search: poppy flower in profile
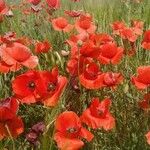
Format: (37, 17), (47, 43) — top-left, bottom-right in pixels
(0, 0), (9, 15)
(145, 131), (150, 145)
(64, 10), (81, 18)
(132, 66), (150, 90)
(46, 0), (60, 9)
(132, 20), (143, 36)
(54, 111), (94, 150)
(81, 98), (115, 130)
(139, 93), (150, 110)
(142, 30), (150, 50)
(12, 70), (40, 104)
(98, 43), (124, 65)
(75, 14), (96, 34)
(34, 40), (51, 54)
(0, 97), (24, 140)
(0, 42), (38, 70)
(28, 0), (41, 5)
(51, 17), (73, 32)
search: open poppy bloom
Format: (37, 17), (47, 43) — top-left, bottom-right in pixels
(12, 68), (67, 106)
(142, 30), (150, 50)
(12, 70), (40, 104)
(98, 43), (124, 65)
(139, 93), (150, 110)
(0, 0), (9, 15)
(28, 0), (41, 5)
(75, 14), (96, 34)
(34, 40), (51, 54)
(0, 97), (24, 140)
(51, 17), (73, 32)
(81, 98), (115, 130)
(79, 61), (104, 89)
(0, 42), (38, 71)
(37, 68), (68, 107)
(54, 111), (94, 150)
(132, 66), (150, 90)
(146, 131), (150, 145)
(46, 0), (60, 9)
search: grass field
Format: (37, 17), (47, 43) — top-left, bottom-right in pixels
(1, 0), (150, 149)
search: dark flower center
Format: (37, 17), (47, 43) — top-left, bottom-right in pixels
(28, 81), (36, 90)
(47, 83), (56, 92)
(67, 127), (78, 133)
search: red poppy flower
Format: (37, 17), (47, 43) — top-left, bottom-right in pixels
(51, 17), (73, 32)
(54, 111), (94, 150)
(75, 14), (96, 34)
(138, 93), (150, 110)
(79, 61), (104, 89)
(132, 66), (150, 90)
(37, 68), (68, 107)
(102, 72), (123, 89)
(34, 40), (51, 54)
(111, 21), (126, 35)
(98, 43), (124, 65)
(46, 0), (60, 9)
(0, 0), (9, 15)
(64, 10), (81, 18)
(132, 20), (143, 36)
(12, 71), (40, 104)
(0, 97), (24, 140)
(142, 30), (150, 50)
(81, 98), (115, 130)
(0, 42), (38, 70)
(146, 131), (150, 145)
(28, 0), (41, 5)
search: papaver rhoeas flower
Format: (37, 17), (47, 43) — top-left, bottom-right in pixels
(132, 66), (150, 90)
(34, 40), (51, 54)
(142, 30), (150, 50)
(51, 17), (73, 32)
(0, 0), (9, 15)
(28, 0), (41, 5)
(75, 14), (96, 34)
(138, 93), (150, 110)
(111, 21), (126, 35)
(79, 61), (104, 89)
(146, 131), (150, 145)
(46, 0), (60, 9)
(98, 43), (124, 65)
(12, 70), (40, 104)
(37, 68), (68, 107)
(54, 111), (94, 150)
(0, 97), (24, 140)
(81, 98), (115, 130)
(0, 42), (38, 71)
(102, 72), (123, 89)
(12, 68), (67, 106)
